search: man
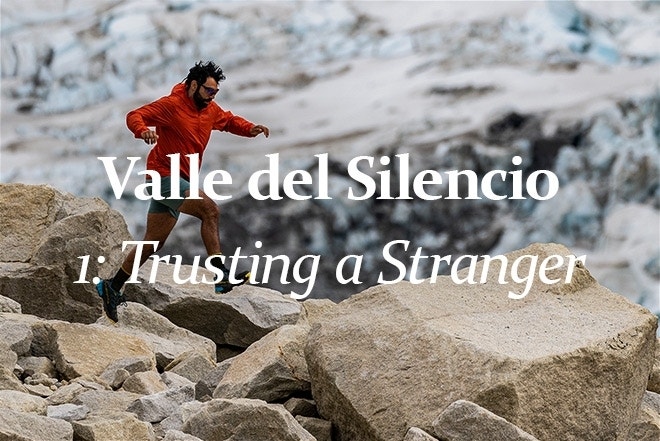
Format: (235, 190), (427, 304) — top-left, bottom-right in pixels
(96, 61), (269, 322)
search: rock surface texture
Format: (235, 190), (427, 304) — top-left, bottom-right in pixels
(0, 184), (658, 441)
(305, 243), (658, 441)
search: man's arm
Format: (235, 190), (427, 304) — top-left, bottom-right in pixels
(126, 97), (175, 144)
(249, 124), (269, 138)
(215, 109), (269, 138)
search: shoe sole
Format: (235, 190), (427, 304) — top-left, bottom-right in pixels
(216, 271), (251, 294)
(96, 280), (119, 323)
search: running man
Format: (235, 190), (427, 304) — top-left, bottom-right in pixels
(97, 61), (269, 322)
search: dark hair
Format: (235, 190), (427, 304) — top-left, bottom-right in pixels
(184, 61), (226, 86)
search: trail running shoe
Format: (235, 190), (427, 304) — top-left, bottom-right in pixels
(96, 279), (126, 322)
(215, 271), (251, 294)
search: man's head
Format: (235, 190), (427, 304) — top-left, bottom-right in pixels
(185, 61), (226, 109)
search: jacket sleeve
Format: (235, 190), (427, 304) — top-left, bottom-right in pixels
(214, 109), (255, 137)
(126, 96), (177, 139)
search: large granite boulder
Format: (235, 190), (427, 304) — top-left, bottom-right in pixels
(181, 398), (315, 441)
(33, 321), (156, 381)
(213, 324), (311, 402)
(305, 243), (658, 441)
(0, 183), (132, 323)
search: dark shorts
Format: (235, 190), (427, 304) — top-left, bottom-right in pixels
(146, 176), (191, 219)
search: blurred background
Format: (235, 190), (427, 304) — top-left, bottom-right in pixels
(1, 0), (658, 316)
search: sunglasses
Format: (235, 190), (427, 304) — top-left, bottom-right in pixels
(201, 84), (219, 96)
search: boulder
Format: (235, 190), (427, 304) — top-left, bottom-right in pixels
(0, 312), (39, 357)
(99, 356), (155, 390)
(121, 371), (168, 395)
(165, 351), (216, 384)
(0, 183), (132, 323)
(0, 342), (17, 371)
(158, 401), (205, 434)
(648, 338), (660, 394)
(295, 415), (333, 441)
(627, 392), (660, 441)
(213, 324), (310, 402)
(181, 398), (315, 441)
(127, 384), (196, 423)
(34, 321), (155, 380)
(46, 383), (88, 406)
(403, 428), (437, 441)
(162, 430), (204, 441)
(46, 403), (90, 422)
(0, 295), (21, 313)
(17, 356), (57, 378)
(284, 397), (319, 418)
(71, 413), (156, 441)
(195, 358), (233, 401)
(74, 389), (143, 416)
(105, 301), (217, 370)
(305, 243), (658, 441)
(0, 365), (28, 393)
(123, 260), (301, 347)
(0, 408), (73, 441)
(0, 390), (48, 415)
(432, 400), (540, 441)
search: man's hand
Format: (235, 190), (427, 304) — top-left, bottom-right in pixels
(250, 125), (270, 138)
(141, 130), (158, 145)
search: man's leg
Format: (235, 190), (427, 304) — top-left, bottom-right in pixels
(98, 212), (177, 322)
(178, 190), (221, 255)
(120, 212), (178, 278)
(177, 190), (250, 293)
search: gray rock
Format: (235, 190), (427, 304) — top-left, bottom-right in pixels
(626, 392), (660, 441)
(305, 243), (658, 441)
(295, 415), (332, 441)
(284, 397), (319, 418)
(182, 398), (315, 441)
(648, 338), (660, 393)
(161, 372), (196, 390)
(0, 365), (29, 393)
(71, 412), (156, 441)
(159, 401), (205, 433)
(404, 427), (438, 441)
(296, 298), (336, 326)
(195, 358), (234, 401)
(17, 356), (57, 379)
(46, 383), (88, 406)
(165, 351), (216, 384)
(46, 403), (89, 422)
(74, 389), (142, 416)
(124, 260), (301, 348)
(0, 408), (73, 441)
(0, 295), (21, 313)
(23, 383), (54, 398)
(121, 370), (168, 395)
(99, 355), (160, 388)
(433, 400), (540, 441)
(33, 321), (155, 380)
(0, 390), (48, 415)
(0, 341), (17, 371)
(104, 301), (216, 370)
(127, 384), (196, 423)
(0, 183), (132, 323)
(0, 313), (37, 356)
(213, 324), (310, 402)
(163, 430), (204, 441)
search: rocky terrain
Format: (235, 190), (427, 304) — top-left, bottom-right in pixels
(1, 0), (659, 311)
(0, 184), (659, 440)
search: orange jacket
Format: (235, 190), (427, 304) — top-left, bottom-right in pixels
(126, 83), (255, 179)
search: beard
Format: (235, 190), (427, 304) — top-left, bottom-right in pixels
(193, 89), (212, 110)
